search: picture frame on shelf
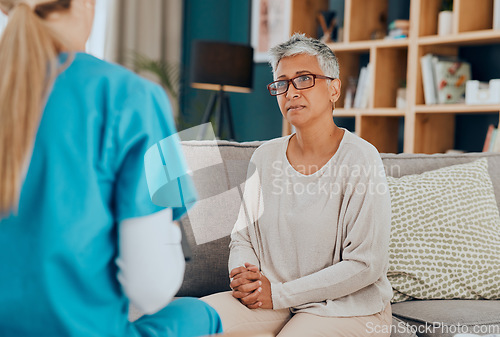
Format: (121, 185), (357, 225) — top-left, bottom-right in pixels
(251, 0), (291, 63)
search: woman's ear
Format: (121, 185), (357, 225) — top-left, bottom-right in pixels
(330, 78), (341, 103)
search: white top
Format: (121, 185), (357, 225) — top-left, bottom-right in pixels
(117, 208), (185, 315)
(229, 130), (393, 317)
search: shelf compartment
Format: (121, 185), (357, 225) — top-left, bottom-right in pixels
(333, 116), (356, 133)
(456, 0), (494, 33)
(454, 113), (499, 152)
(414, 110), (500, 153)
(359, 116), (403, 153)
(373, 46), (408, 108)
(418, 29), (500, 46)
(417, 0), (443, 37)
(335, 50), (371, 108)
(414, 113), (456, 153)
(346, 0), (388, 42)
(415, 104), (500, 113)
(290, 0), (329, 38)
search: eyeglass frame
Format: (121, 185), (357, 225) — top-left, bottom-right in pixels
(267, 73), (336, 96)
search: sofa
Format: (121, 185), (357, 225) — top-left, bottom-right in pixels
(132, 139), (500, 337)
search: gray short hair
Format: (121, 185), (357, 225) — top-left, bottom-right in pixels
(269, 33), (339, 79)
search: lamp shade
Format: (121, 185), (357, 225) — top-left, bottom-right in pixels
(190, 40), (254, 93)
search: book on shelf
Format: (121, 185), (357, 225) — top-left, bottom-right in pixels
(434, 57), (471, 104)
(420, 54), (438, 105)
(353, 66), (367, 109)
(344, 77), (357, 109)
(483, 125), (500, 152)
(492, 129), (500, 152)
(420, 54), (472, 104)
(360, 63), (372, 109)
(483, 124), (495, 152)
(353, 63), (371, 109)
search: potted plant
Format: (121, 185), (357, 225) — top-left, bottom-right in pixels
(438, 0), (454, 35)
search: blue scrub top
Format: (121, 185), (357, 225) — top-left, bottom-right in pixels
(0, 53), (195, 337)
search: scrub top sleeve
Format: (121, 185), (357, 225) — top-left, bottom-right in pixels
(113, 82), (197, 223)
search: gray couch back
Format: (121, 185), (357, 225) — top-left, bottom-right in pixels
(177, 140), (500, 297)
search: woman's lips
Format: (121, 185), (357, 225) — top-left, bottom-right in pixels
(287, 105), (305, 112)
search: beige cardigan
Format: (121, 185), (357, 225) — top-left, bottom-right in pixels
(229, 130), (393, 317)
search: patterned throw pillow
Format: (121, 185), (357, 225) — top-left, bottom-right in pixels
(386, 158), (500, 303)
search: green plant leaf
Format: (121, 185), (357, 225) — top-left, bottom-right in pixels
(130, 52), (180, 100)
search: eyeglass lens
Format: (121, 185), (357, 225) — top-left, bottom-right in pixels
(269, 75), (315, 95)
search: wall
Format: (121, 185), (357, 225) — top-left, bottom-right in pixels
(181, 0), (282, 141)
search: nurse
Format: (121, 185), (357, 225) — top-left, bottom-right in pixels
(0, 1), (222, 336)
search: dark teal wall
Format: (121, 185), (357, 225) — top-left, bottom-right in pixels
(181, 0), (282, 141)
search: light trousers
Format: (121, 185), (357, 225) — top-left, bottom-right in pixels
(202, 291), (392, 337)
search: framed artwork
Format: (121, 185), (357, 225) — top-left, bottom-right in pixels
(251, 0), (291, 63)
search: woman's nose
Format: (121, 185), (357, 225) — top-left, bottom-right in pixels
(286, 84), (300, 99)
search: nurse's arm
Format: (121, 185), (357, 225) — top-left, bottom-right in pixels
(116, 208), (185, 315)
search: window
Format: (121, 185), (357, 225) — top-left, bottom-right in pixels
(0, 12), (7, 36)
(0, 2), (109, 59)
(86, 0), (110, 59)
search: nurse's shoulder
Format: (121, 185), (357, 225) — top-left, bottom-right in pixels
(59, 52), (163, 99)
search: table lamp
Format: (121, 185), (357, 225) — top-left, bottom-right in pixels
(190, 40), (254, 140)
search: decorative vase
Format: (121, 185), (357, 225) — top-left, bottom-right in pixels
(438, 10), (453, 35)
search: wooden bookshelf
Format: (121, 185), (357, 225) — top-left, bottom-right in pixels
(282, 0), (500, 153)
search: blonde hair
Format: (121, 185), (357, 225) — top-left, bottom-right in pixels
(0, 0), (70, 215)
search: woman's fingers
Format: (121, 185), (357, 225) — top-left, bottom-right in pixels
(231, 290), (251, 299)
(229, 266), (247, 278)
(245, 301), (263, 309)
(231, 279), (262, 293)
(239, 287), (262, 306)
(244, 263), (259, 272)
(231, 270), (261, 281)
(230, 276), (251, 289)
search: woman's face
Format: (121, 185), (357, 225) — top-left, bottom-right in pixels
(274, 54), (340, 129)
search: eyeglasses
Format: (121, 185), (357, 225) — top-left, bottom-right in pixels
(267, 74), (335, 96)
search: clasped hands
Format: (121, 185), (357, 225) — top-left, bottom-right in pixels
(229, 262), (273, 309)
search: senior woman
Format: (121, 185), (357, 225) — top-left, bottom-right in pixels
(203, 34), (393, 336)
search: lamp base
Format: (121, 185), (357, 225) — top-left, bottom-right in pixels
(197, 88), (235, 140)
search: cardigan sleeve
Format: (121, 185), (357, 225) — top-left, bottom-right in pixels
(228, 152), (263, 273)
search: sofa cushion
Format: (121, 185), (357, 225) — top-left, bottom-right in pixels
(380, 152), (500, 212)
(386, 158), (500, 302)
(177, 140), (263, 297)
(392, 300), (500, 337)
